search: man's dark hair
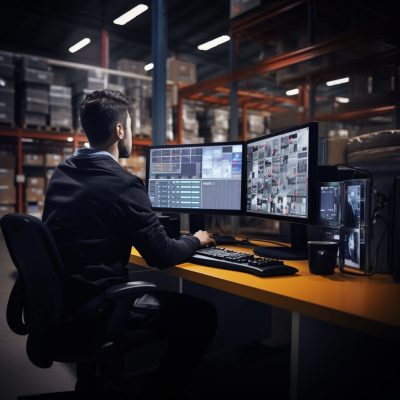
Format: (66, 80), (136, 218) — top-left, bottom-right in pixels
(80, 89), (131, 146)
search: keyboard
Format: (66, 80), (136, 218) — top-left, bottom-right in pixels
(189, 247), (299, 277)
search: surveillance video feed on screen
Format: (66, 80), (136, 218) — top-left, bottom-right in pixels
(148, 144), (243, 211)
(343, 182), (365, 269)
(246, 126), (310, 218)
(344, 228), (360, 269)
(319, 182), (341, 227)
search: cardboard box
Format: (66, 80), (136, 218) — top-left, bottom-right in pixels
(26, 187), (44, 202)
(26, 176), (45, 188)
(0, 154), (15, 168)
(45, 154), (62, 167)
(167, 58), (196, 85)
(0, 185), (16, 204)
(20, 55), (48, 70)
(23, 154), (44, 166)
(20, 68), (53, 85)
(0, 169), (15, 186)
(0, 109), (14, 124)
(115, 58), (146, 75)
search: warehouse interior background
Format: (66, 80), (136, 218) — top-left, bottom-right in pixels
(0, 0), (399, 398)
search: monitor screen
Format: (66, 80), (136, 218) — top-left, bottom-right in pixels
(319, 181), (342, 227)
(246, 122), (318, 223)
(343, 178), (371, 270)
(245, 122), (318, 260)
(146, 142), (244, 213)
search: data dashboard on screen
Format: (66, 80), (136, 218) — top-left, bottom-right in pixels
(246, 122), (317, 222)
(147, 142), (244, 213)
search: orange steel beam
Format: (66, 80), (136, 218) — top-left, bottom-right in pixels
(215, 86), (297, 105)
(280, 48), (400, 87)
(317, 105), (395, 122)
(231, 0), (306, 34)
(180, 26), (392, 99)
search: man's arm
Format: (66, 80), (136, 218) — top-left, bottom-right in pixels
(116, 177), (213, 268)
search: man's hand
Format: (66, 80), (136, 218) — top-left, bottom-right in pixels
(193, 230), (216, 247)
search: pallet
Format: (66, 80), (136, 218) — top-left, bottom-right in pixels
(46, 126), (74, 133)
(22, 124), (47, 131)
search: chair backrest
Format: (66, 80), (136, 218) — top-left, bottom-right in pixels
(0, 213), (67, 367)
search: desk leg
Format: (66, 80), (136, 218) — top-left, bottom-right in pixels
(290, 311), (300, 400)
(178, 277), (183, 294)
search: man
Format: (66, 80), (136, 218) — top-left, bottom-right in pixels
(42, 89), (217, 399)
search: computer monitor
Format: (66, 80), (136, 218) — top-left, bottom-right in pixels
(245, 121), (318, 259)
(146, 141), (244, 214)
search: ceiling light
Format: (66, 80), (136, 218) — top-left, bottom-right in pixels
(68, 38), (91, 53)
(286, 88), (299, 96)
(113, 4), (148, 25)
(197, 35), (230, 51)
(326, 77), (350, 86)
(67, 137), (74, 142)
(144, 63), (154, 71)
(335, 97), (350, 103)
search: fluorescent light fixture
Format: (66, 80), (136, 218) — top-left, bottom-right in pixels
(197, 35), (230, 51)
(335, 96), (350, 103)
(326, 77), (350, 86)
(113, 4), (148, 25)
(286, 88), (299, 96)
(67, 137), (74, 142)
(68, 38), (91, 53)
(144, 63), (154, 71)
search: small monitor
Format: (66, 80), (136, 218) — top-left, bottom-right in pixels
(318, 181), (342, 228)
(342, 178), (371, 270)
(246, 121), (318, 259)
(146, 141), (244, 214)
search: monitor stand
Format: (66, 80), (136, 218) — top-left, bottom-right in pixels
(189, 213), (205, 233)
(253, 223), (308, 260)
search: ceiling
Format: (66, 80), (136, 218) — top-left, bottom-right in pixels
(0, 0), (399, 97)
(0, 0), (233, 81)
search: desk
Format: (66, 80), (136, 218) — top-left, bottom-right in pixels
(129, 244), (400, 399)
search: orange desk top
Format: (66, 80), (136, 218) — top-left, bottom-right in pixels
(129, 244), (400, 342)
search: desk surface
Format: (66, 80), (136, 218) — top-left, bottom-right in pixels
(129, 244), (400, 342)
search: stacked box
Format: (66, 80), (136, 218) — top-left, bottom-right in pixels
(49, 85), (72, 129)
(115, 58), (147, 86)
(198, 108), (229, 142)
(16, 54), (53, 127)
(173, 103), (201, 143)
(167, 58), (196, 85)
(26, 174), (45, 218)
(0, 154), (16, 206)
(0, 50), (15, 125)
(247, 113), (265, 139)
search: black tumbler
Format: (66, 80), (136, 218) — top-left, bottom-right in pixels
(307, 241), (339, 275)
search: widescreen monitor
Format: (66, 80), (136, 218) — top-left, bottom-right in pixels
(146, 141), (244, 214)
(245, 121), (318, 259)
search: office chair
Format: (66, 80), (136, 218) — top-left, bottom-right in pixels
(0, 213), (160, 399)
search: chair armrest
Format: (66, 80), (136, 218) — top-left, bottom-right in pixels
(105, 281), (157, 300)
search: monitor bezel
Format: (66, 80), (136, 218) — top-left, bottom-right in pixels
(146, 140), (246, 215)
(244, 121), (319, 224)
